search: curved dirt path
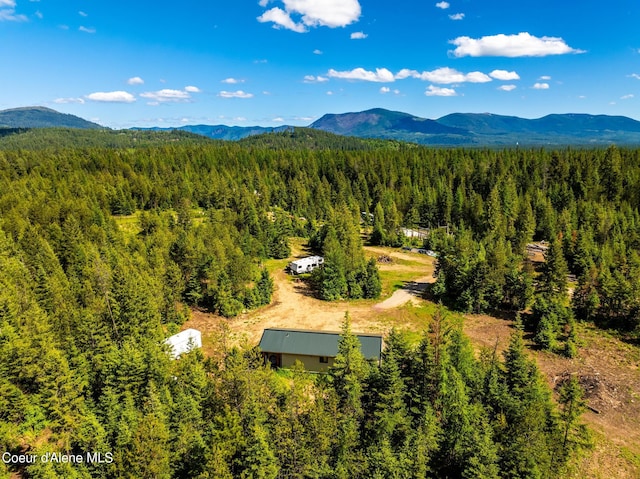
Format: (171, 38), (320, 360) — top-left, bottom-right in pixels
(373, 275), (435, 310)
(186, 246), (436, 346)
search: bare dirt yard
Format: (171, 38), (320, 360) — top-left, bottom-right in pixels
(185, 244), (437, 350)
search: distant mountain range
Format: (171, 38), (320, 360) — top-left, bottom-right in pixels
(134, 124), (291, 141)
(309, 108), (640, 145)
(4, 106), (640, 146)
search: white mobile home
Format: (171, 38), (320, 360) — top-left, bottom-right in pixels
(287, 255), (324, 274)
(164, 328), (202, 359)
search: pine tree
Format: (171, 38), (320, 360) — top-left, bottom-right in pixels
(319, 227), (348, 301)
(558, 375), (587, 452)
(330, 312), (369, 478)
(362, 258), (382, 299)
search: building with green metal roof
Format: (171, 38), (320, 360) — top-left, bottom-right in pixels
(258, 328), (383, 372)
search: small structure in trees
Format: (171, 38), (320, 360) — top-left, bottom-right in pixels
(400, 227), (429, 239)
(164, 328), (202, 359)
(287, 255), (324, 274)
(258, 328), (383, 372)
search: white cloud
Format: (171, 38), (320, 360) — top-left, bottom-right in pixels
(86, 91), (136, 103)
(449, 13), (464, 20)
(127, 76), (144, 85)
(621, 94), (634, 100)
(303, 75), (329, 83)
(328, 67), (395, 82)
(0, 2), (27, 22)
(79, 26), (96, 33)
(258, 0), (361, 32)
(425, 85), (457, 96)
(218, 90), (254, 98)
(257, 7), (306, 32)
(465, 71), (492, 83)
(34, 10), (41, 18)
(222, 78), (244, 84)
(140, 89), (191, 102)
(539, 75), (552, 80)
(490, 70), (520, 80)
(326, 91), (334, 95)
(350, 31), (367, 39)
(533, 82), (550, 89)
(79, 10), (87, 17)
(54, 97), (85, 104)
(380, 87), (390, 93)
(273, 117), (285, 122)
(313, 49), (323, 55)
(435, 1), (449, 9)
(498, 85), (517, 91)
(630, 73), (640, 80)
(396, 67), (491, 84)
(185, 85), (201, 93)
(450, 32), (584, 57)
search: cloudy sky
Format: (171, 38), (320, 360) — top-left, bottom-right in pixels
(1, 0), (639, 128)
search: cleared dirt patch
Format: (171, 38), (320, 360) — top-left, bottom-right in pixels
(461, 314), (640, 477)
(184, 245), (436, 347)
(373, 275), (435, 310)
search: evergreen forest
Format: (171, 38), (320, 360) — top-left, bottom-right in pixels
(1, 129), (638, 478)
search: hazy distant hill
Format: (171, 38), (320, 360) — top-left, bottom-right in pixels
(134, 124), (290, 141)
(0, 106), (104, 129)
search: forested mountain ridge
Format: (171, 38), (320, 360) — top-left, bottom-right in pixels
(133, 123), (290, 141)
(6, 106), (640, 145)
(312, 108), (640, 145)
(0, 126), (400, 151)
(0, 106), (104, 129)
(0, 127), (216, 150)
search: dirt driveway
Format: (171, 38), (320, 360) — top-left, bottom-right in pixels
(186, 245), (436, 345)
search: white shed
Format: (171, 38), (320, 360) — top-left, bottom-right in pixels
(164, 328), (202, 359)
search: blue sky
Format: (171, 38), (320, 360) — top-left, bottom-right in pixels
(1, 0), (639, 128)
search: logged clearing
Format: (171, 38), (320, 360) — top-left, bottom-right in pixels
(185, 244), (437, 349)
(184, 242), (640, 477)
(462, 313), (640, 478)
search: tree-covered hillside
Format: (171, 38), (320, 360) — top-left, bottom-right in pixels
(0, 127), (215, 150)
(0, 107), (104, 129)
(2, 139), (637, 477)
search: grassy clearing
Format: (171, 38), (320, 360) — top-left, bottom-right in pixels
(112, 208), (206, 235)
(112, 211), (140, 234)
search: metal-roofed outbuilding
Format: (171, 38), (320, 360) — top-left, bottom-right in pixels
(258, 328), (383, 372)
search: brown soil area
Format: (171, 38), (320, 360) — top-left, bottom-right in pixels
(185, 245), (436, 348)
(462, 313), (640, 477)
